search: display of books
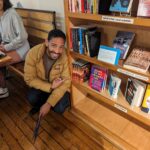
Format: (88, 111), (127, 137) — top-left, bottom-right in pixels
(113, 31), (135, 59)
(108, 74), (121, 99)
(125, 78), (146, 107)
(123, 47), (150, 72)
(137, 0), (150, 17)
(109, 0), (134, 13)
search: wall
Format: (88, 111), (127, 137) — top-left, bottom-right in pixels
(10, 0), (65, 31)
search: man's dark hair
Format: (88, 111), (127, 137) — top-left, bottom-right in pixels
(48, 29), (66, 42)
(3, 0), (12, 11)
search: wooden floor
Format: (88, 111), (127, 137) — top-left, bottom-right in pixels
(0, 76), (104, 150)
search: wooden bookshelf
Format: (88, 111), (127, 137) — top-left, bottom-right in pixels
(72, 81), (150, 127)
(64, 0), (150, 149)
(68, 12), (150, 27)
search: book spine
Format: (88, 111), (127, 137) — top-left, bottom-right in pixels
(141, 84), (150, 113)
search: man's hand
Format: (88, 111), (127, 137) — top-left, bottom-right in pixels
(39, 102), (51, 118)
(51, 77), (65, 89)
(0, 44), (6, 53)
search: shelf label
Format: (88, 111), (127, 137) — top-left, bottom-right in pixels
(114, 104), (127, 113)
(117, 68), (149, 81)
(102, 16), (134, 24)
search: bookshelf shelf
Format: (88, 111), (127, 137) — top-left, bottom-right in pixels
(72, 81), (150, 127)
(68, 12), (150, 27)
(70, 51), (150, 83)
(64, 0), (150, 149)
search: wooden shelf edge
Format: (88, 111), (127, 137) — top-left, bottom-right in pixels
(68, 12), (150, 27)
(69, 107), (136, 150)
(70, 51), (150, 83)
(72, 81), (150, 128)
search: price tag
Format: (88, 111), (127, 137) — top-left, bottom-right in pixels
(102, 16), (134, 24)
(117, 68), (149, 81)
(114, 104), (127, 113)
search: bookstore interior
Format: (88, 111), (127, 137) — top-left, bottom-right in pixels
(65, 0), (150, 149)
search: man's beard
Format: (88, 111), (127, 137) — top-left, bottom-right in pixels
(46, 49), (61, 60)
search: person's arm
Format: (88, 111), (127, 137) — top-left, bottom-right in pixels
(47, 56), (71, 107)
(4, 12), (28, 51)
(24, 48), (52, 93)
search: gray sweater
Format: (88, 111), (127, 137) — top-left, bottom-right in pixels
(0, 8), (30, 60)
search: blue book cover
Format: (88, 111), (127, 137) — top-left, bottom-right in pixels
(98, 45), (121, 65)
(109, 0), (133, 13)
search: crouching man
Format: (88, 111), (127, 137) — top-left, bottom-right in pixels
(24, 29), (71, 118)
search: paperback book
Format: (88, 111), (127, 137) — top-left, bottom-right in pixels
(123, 47), (150, 72)
(89, 65), (107, 92)
(109, 0), (134, 13)
(108, 74), (121, 99)
(125, 78), (146, 107)
(113, 31), (135, 59)
(137, 0), (150, 17)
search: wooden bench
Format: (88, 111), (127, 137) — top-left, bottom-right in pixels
(8, 8), (56, 78)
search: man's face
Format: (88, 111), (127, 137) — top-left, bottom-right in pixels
(0, 0), (3, 11)
(45, 37), (65, 60)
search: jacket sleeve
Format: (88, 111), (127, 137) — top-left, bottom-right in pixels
(24, 48), (52, 93)
(4, 12), (28, 51)
(47, 56), (71, 107)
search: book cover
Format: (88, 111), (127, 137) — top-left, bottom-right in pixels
(141, 84), (150, 113)
(98, 45), (121, 65)
(85, 30), (101, 57)
(125, 78), (146, 107)
(113, 31), (135, 59)
(109, 0), (133, 13)
(89, 65), (107, 92)
(98, 0), (112, 14)
(137, 0), (150, 17)
(123, 47), (150, 72)
(108, 74), (121, 99)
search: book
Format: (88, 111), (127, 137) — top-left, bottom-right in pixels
(141, 84), (150, 113)
(98, 45), (121, 65)
(89, 65), (107, 92)
(72, 59), (91, 83)
(85, 30), (101, 57)
(98, 0), (112, 14)
(108, 74), (121, 99)
(125, 78), (146, 107)
(123, 47), (150, 72)
(109, 0), (134, 13)
(137, 0), (150, 17)
(113, 31), (135, 59)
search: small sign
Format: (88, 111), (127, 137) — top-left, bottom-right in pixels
(117, 68), (149, 81)
(102, 16), (134, 24)
(114, 104), (127, 113)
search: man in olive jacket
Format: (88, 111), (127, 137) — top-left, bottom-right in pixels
(24, 29), (71, 117)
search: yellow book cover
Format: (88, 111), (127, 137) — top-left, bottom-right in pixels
(141, 84), (150, 113)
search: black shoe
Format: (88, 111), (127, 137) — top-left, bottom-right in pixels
(28, 107), (39, 116)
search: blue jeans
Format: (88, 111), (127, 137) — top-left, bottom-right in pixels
(27, 88), (70, 114)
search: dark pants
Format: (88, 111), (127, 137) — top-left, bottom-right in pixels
(27, 88), (70, 114)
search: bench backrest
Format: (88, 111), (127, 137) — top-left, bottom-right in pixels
(16, 8), (56, 47)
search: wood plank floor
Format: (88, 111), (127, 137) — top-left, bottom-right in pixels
(0, 76), (104, 150)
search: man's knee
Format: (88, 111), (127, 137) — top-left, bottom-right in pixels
(53, 92), (70, 114)
(27, 88), (41, 107)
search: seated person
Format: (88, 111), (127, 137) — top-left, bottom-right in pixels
(0, 0), (30, 98)
(24, 29), (71, 117)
